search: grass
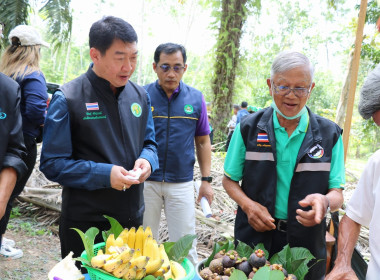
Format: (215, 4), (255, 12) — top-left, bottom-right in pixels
(345, 156), (368, 183)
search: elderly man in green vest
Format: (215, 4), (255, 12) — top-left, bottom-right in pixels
(223, 51), (345, 280)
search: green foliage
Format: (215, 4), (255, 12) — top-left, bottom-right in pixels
(102, 215), (124, 242)
(10, 206), (22, 218)
(205, 239), (235, 267)
(166, 234), (197, 263)
(71, 227), (99, 262)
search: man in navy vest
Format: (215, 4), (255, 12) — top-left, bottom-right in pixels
(223, 51), (345, 279)
(143, 43), (213, 264)
(40, 16), (158, 263)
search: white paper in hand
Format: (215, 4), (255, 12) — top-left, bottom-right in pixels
(126, 168), (142, 180)
(194, 181), (212, 218)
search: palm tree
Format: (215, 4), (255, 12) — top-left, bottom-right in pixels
(0, 0), (72, 53)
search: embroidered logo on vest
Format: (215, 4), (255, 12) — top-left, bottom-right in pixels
(184, 104), (193, 114)
(308, 144), (324, 159)
(0, 108), (6, 119)
(131, 103), (142, 117)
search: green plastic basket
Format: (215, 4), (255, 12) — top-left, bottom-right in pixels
(81, 242), (195, 280)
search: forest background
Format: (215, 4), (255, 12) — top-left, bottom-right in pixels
(1, 0), (380, 159)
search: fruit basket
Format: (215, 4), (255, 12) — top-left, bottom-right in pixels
(81, 242), (195, 280)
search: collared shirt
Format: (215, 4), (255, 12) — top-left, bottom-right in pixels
(40, 90), (158, 190)
(224, 110), (345, 219)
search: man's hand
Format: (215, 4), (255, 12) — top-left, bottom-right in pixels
(296, 193), (329, 226)
(133, 158), (151, 182)
(110, 165), (139, 191)
(325, 264), (359, 280)
(244, 201), (276, 232)
(197, 181), (214, 205)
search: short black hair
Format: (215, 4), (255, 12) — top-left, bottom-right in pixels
(154, 43), (187, 64)
(89, 16), (138, 55)
(241, 101), (248, 108)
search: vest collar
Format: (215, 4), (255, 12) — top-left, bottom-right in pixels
(85, 65), (125, 96)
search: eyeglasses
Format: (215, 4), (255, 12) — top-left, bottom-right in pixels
(271, 82), (311, 98)
(159, 64), (185, 73)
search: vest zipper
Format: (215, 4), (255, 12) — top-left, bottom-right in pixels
(162, 100), (171, 182)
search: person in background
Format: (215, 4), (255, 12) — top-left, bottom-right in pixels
(326, 64), (380, 280)
(0, 25), (48, 259)
(143, 43), (213, 265)
(39, 16), (158, 264)
(208, 114), (214, 145)
(223, 51), (345, 280)
(225, 104), (239, 151)
(236, 101), (249, 125)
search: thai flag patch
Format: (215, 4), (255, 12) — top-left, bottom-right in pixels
(86, 102), (99, 111)
(257, 133), (269, 143)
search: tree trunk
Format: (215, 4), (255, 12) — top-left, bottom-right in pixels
(335, 50), (354, 128)
(211, 0), (249, 141)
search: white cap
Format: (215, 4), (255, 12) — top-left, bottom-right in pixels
(8, 25), (49, 48)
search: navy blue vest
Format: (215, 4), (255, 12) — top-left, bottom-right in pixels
(237, 107), (342, 280)
(144, 80), (203, 182)
(59, 67), (149, 223)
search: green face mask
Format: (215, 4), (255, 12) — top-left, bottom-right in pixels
(270, 98), (307, 120)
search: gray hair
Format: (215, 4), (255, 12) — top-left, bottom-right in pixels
(270, 51), (315, 81)
(358, 64), (380, 119)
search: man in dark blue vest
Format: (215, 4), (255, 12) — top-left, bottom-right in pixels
(40, 16), (158, 262)
(223, 51), (345, 280)
(143, 43), (213, 265)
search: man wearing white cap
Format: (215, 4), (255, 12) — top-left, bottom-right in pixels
(0, 24), (49, 259)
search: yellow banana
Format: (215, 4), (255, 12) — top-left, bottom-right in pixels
(90, 254), (112, 268)
(123, 265), (137, 280)
(118, 228), (129, 245)
(127, 227), (136, 249)
(145, 259), (164, 275)
(134, 248), (142, 258)
(118, 247), (135, 263)
(135, 268), (147, 280)
(97, 249), (104, 256)
(115, 236), (124, 248)
(106, 234), (116, 254)
(135, 226), (144, 253)
(143, 235), (153, 258)
(170, 260), (187, 279)
(163, 269), (173, 280)
(143, 226), (153, 248)
(112, 262), (131, 278)
(158, 244), (171, 273)
(152, 268), (167, 277)
(151, 239), (160, 260)
(103, 258), (123, 273)
(130, 255), (150, 269)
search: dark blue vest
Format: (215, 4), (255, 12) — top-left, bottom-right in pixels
(144, 80), (203, 182)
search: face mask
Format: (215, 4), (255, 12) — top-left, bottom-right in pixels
(270, 96), (307, 120)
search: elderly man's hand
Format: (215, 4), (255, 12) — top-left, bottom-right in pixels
(296, 193), (329, 226)
(325, 264), (359, 280)
(245, 201), (276, 232)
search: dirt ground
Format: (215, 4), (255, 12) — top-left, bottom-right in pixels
(0, 217), (61, 280)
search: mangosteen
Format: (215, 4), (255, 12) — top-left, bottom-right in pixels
(223, 267), (235, 276)
(286, 274), (297, 280)
(222, 254), (236, 268)
(200, 267), (213, 280)
(221, 276), (229, 280)
(248, 249), (267, 269)
(270, 263), (288, 277)
(214, 249), (226, 259)
(209, 258), (224, 275)
(226, 249), (239, 258)
(236, 260), (252, 276)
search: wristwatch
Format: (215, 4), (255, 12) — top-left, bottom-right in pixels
(201, 176), (212, 183)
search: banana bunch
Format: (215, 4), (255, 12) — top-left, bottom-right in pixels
(90, 226), (187, 279)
